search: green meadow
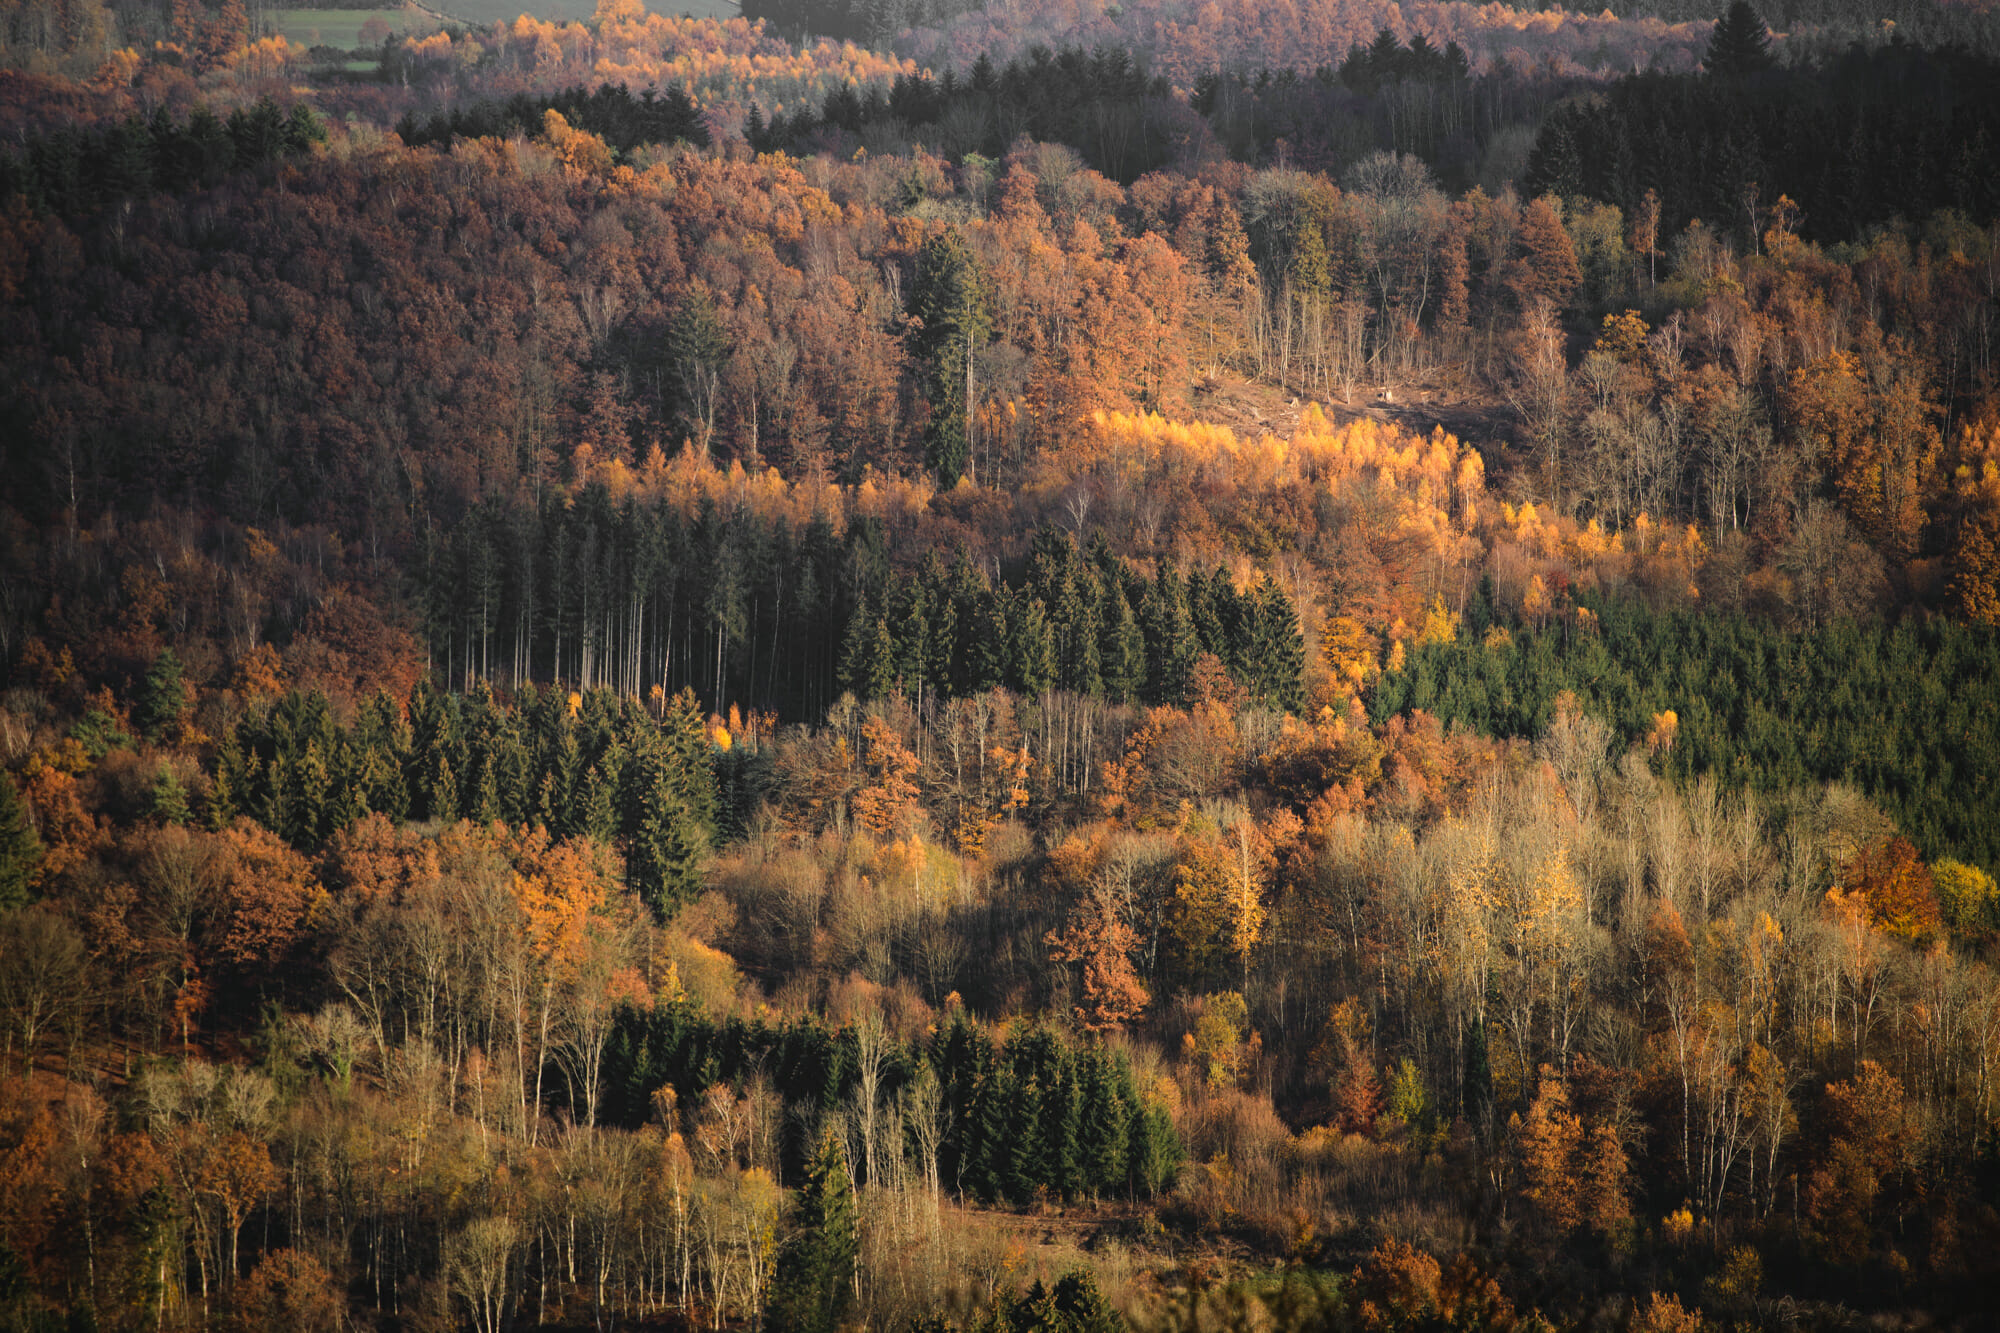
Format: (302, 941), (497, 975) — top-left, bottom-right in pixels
(272, 0), (740, 50)
(268, 8), (437, 50)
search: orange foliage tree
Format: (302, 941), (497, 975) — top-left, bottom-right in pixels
(1046, 882), (1149, 1033)
(1840, 836), (1941, 943)
(1806, 1060), (1915, 1265)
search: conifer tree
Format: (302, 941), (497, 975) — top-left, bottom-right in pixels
(1140, 565), (1198, 705)
(933, 1009), (992, 1194)
(840, 600), (897, 701)
(1705, 1), (1773, 78)
(1190, 566), (1242, 668)
(1129, 1099), (1181, 1196)
(621, 693), (713, 918)
(768, 1128), (860, 1333)
(1098, 579), (1147, 705)
(629, 794), (705, 919)
(1050, 1269), (1124, 1333)
(893, 577), (934, 698)
(578, 762), (618, 844)
(356, 693), (412, 821)
(1248, 578), (1307, 713)
(407, 680), (459, 822)
(963, 1065), (1011, 1202)
(1524, 106), (1585, 203)
(1044, 1057), (1084, 1200)
(149, 767), (191, 826)
(659, 687), (719, 835)
(427, 752), (460, 825)
(1463, 1018), (1494, 1123)
(667, 284), (729, 453)
(1076, 1051), (1130, 1197)
(1010, 594), (1057, 697)
(0, 774), (42, 911)
(208, 735), (244, 831)
(969, 593), (1010, 695)
(909, 227), (992, 485)
(1004, 1072), (1048, 1203)
(138, 648), (189, 743)
(469, 755), (502, 825)
(943, 549), (991, 694)
(282, 743), (330, 846)
(839, 595), (874, 696)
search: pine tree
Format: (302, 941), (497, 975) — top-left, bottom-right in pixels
(943, 548), (990, 694)
(932, 1010), (995, 1196)
(1044, 1056), (1084, 1200)
(0, 774), (43, 911)
(355, 693), (412, 821)
(659, 687), (719, 836)
(918, 552), (960, 697)
(1139, 565), (1198, 705)
(969, 592), (1010, 695)
(1463, 1018), (1493, 1124)
(1524, 105), (1585, 203)
(629, 795), (706, 919)
(839, 595), (874, 696)
(1248, 578), (1307, 713)
(1004, 1072), (1048, 1204)
(1010, 594), (1057, 698)
(667, 284), (729, 454)
(892, 577), (933, 697)
(138, 648), (189, 743)
(1076, 1051), (1130, 1197)
(619, 691), (715, 919)
(1705, 1), (1773, 78)
(149, 767), (191, 826)
(768, 1128), (860, 1333)
(1098, 578), (1146, 705)
(1128, 1100), (1181, 1197)
(407, 679), (457, 821)
(282, 742), (331, 846)
(839, 598), (897, 701)
(963, 1066), (1011, 1202)
(908, 227), (992, 485)
(1051, 1269), (1124, 1333)
(1186, 566), (1226, 662)
(208, 735), (244, 831)
(428, 753), (460, 824)
(469, 754), (502, 825)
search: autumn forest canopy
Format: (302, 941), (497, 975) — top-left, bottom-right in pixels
(4, 0), (2000, 1328)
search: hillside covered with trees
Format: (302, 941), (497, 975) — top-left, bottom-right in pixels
(3, 0), (2000, 1329)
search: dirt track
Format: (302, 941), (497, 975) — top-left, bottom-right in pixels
(1186, 373), (1518, 459)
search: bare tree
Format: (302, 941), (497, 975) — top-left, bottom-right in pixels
(0, 907), (91, 1077)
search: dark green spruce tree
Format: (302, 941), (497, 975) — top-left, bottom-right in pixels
(0, 773), (42, 911)
(137, 648), (188, 744)
(666, 284), (730, 452)
(1704, 1), (1773, 78)
(1247, 577), (1307, 714)
(768, 1127), (860, 1333)
(1098, 577), (1147, 705)
(623, 689), (714, 919)
(1139, 564), (1199, 705)
(908, 227), (992, 486)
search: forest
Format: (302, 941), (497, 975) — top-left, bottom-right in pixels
(3, 0), (2000, 1328)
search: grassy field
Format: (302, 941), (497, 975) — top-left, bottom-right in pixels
(429, 0), (739, 23)
(268, 8), (438, 49)
(271, 0), (736, 50)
